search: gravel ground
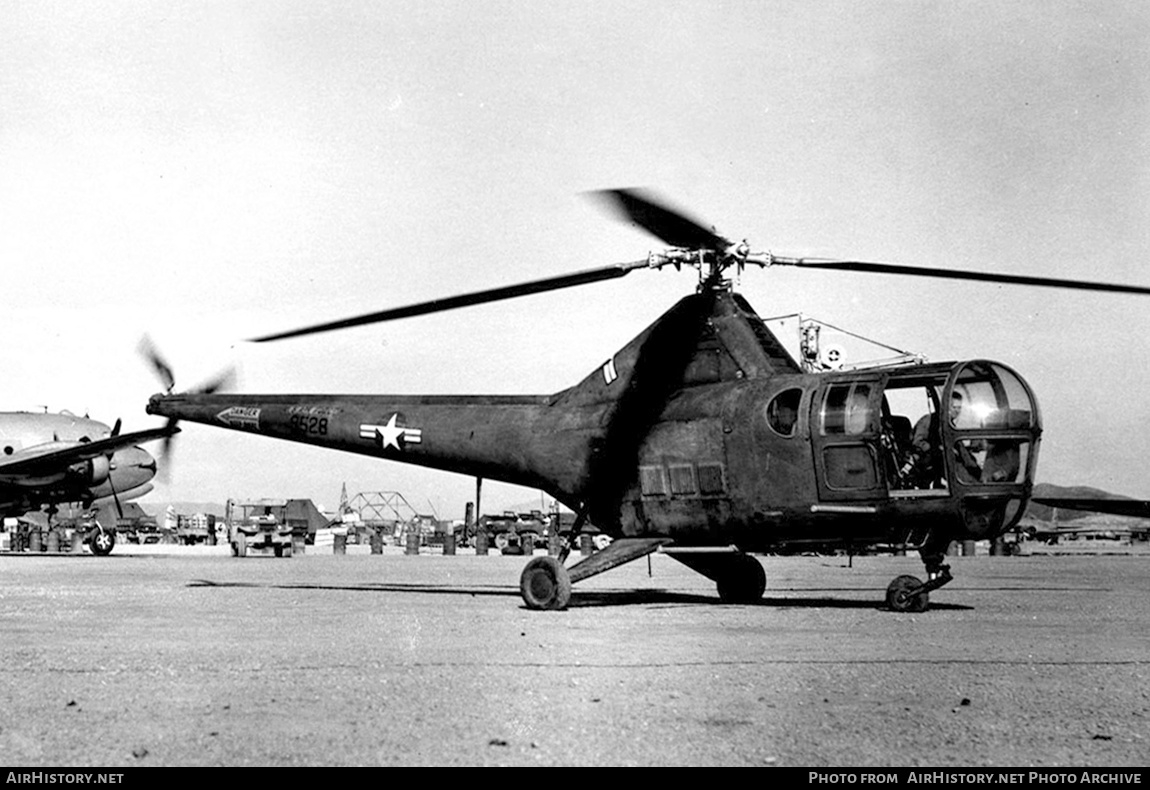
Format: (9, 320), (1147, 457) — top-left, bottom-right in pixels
(1, 547), (1147, 767)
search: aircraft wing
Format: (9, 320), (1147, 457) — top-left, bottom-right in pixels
(0, 425), (178, 476)
(1029, 497), (1150, 519)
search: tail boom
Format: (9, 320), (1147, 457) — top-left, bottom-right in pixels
(146, 393), (575, 493)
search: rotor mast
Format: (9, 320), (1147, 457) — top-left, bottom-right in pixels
(643, 241), (800, 294)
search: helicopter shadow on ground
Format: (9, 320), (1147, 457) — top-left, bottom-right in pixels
(573, 591), (972, 611)
(187, 579), (972, 611)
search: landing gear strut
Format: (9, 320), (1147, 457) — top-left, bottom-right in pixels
(518, 536), (672, 610)
(886, 543), (954, 612)
(664, 549), (767, 604)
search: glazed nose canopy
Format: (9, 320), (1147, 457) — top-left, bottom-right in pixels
(949, 361), (1038, 433)
(947, 360), (1040, 487)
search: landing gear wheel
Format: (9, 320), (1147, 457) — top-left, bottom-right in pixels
(520, 556), (572, 610)
(716, 554), (766, 604)
(886, 574), (929, 613)
(89, 529), (115, 556)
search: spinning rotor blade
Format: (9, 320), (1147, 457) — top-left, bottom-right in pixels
(771, 258), (1150, 296)
(138, 335), (176, 393)
(252, 189), (733, 344)
(250, 260), (649, 343)
(158, 368), (234, 468)
(138, 334), (235, 477)
(587, 188), (731, 251)
(196, 367), (236, 396)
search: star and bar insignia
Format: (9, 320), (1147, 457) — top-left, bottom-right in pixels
(359, 413), (422, 451)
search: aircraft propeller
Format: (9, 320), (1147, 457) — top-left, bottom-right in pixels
(246, 188), (1150, 344)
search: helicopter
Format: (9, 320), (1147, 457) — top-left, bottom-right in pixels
(144, 189), (1150, 611)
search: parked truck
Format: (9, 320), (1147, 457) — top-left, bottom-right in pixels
(225, 499), (296, 557)
(176, 513), (217, 545)
(475, 510), (549, 554)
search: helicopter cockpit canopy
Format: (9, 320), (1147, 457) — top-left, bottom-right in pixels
(815, 359), (1043, 498)
(811, 359), (1040, 539)
(946, 360), (1040, 487)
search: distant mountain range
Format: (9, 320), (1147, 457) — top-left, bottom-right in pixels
(1027, 483), (1140, 522)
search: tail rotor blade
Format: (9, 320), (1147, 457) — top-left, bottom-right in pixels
(195, 367), (236, 396)
(138, 335), (176, 393)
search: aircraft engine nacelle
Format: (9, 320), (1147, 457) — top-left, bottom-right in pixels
(68, 455), (111, 486)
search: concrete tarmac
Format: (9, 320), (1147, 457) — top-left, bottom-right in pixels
(1, 546), (1147, 767)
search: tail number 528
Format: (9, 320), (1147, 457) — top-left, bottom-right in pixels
(290, 414), (329, 436)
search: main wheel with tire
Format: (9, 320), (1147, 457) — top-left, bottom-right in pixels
(89, 528), (116, 556)
(886, 574), (929, 612)
(716, 554), (766, 604)
(520, 556), (572, 610)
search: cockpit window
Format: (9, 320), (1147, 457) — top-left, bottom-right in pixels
(954, 439), (1030, 485)
(821, 383), (872, 436)
(766, 388), (802, 437)
(952, 362), (1035, 430)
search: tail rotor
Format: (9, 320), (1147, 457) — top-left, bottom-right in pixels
(138, 335), (235, 479)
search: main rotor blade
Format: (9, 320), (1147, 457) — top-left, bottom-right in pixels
(588, 188), (731, 251)
(250, 260), (649, 343)
(775, 258), (1150, 295)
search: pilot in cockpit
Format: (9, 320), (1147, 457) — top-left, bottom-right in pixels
(893, 390), (957, 487)
(901, 390), (981, 486)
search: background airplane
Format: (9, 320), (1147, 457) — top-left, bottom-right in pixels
(0, 410), (177, 554)
(1026, 489), (1150, 545)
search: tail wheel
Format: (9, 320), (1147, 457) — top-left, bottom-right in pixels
(716, 554), (766, 604)
(886, 574), (929, 613)
(520, 556), (572, 610)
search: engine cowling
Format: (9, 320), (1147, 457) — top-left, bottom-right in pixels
(68, 455), (111, 486)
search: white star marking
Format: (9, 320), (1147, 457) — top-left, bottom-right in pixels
(359, 414), (423, 451)
(376, 414), (404, 450)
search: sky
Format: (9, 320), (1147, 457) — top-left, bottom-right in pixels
(1, 1), (1148, 518)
